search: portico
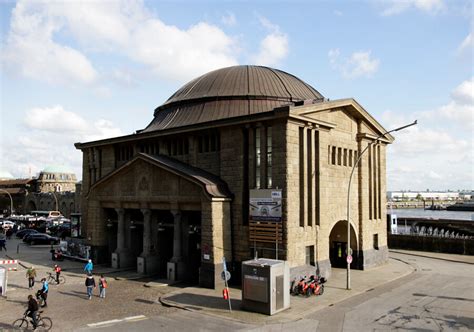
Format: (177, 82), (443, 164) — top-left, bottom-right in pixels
(84, 153), (232, 288)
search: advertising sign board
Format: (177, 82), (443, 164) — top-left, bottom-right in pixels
(249, 189), (282, 222)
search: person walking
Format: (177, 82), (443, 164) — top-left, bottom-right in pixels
(0, 230), (7, 251)
(84, 259), (93, 275)
(38, 278), (49, 307)
(26, 266), (37, 289)
(25, 294), (39, 330)
(53, 264), (62, 284)
(85, 274), (96, 300)
(98, 275), (107, 299)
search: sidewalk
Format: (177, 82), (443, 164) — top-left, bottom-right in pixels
(159, 256), (414, 325)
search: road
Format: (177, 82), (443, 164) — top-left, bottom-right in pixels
(79, 252), (474, 331)
(1, 239), (473, 331)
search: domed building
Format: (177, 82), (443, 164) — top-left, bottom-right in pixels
(76, 65), (393, 288)
(37, 165), (77, 193)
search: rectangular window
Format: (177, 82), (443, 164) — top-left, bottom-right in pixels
(337, 147), (342, 165)
(266, 126), (272, 188)
(373, 234), (379, 250)
(331, 146), (336, 165)
(204, 135), (210, 152)
(343, 148), (347, 166)
(255, 128), (261, 189)
(348, 150), (353, 167)
(299, 127), (305, 227)
(305, 245), (315, 265)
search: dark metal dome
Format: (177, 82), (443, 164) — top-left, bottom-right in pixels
(143, 65), (324, 132)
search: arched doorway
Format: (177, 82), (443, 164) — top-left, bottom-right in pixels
(329, 220), (358, 268)
(27, 201), (37, 213)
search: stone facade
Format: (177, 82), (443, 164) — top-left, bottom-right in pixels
(76, 66), (393, 288)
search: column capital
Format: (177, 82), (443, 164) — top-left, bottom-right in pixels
(170, 209), (181, 218)
(141, 208), (151, 218)
(115, 208), (125, 217)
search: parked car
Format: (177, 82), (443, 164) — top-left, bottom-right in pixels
(16, 229), (39, 239)
(24, 233), (60, 245)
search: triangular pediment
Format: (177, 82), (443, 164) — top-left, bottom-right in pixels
(290, 98), (394, 143)
(88, 154), (232, 201)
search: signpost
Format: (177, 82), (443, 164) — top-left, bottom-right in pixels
(222, 257), (232, 313)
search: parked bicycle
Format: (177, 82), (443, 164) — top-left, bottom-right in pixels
(46, 272), (65, 285)
(12, 310), (52, 330)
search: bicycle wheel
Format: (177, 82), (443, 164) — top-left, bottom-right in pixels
(12, 318), (28, 329)
(59, 276), (66, 284)
(37, 317), (52, 331)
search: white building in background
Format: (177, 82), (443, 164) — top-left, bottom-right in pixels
(387, 191), (461, 201)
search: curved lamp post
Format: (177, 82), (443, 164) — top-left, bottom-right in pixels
(0, 189), (14, 216)
(346, 120), (417, 290)
(50, 191), (59, 211)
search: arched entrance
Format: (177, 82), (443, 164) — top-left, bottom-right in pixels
(329, 220), (357, 268)
(27, 201), (37, 213)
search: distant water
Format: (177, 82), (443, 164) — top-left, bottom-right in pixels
(390, 208), (474, 221)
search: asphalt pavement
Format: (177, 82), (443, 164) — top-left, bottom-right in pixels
(1, 236), (473, 331)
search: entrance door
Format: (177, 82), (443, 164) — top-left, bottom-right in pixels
(331, 241), (347, 268)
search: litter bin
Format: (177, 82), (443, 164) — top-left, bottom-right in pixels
(241, 258), (290, 315)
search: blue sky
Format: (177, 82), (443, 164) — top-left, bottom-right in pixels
(0, 0), (472, 191)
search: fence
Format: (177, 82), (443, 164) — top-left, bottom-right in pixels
(388, 234), (474, 255)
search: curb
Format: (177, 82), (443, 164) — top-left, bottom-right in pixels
(389, 250), (474, 265)
(157, 256), (416, 325)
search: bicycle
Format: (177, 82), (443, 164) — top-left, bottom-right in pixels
(12, 310), (52, 331)
(46, 272), (65, 285)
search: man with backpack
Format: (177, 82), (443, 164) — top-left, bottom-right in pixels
(85, 274), (96, 300)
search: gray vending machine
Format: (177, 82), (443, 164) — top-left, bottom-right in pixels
(241, 258), (290, 315)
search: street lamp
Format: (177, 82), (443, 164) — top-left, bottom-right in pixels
(0, 189), (14, 216)
(50, 191), (59, 211)
(346, 120), (417, 290)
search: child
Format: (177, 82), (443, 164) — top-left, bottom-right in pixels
(54, 264), (62, 284)
(98, 275), (107, 298)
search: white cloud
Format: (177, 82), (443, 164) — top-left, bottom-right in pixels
(2, 0), (241, 85)
(252, 16), (289, 67)
(382, 78), (474, 190)
(221, 12), (237, 26)
(2, 105), (125, 179)
(457, 32), (473, 54)
(451, 78), (474, 105)
(2, 1), (97, 85)
(380, 0), (444, 16)
(329, 49), (380, 79)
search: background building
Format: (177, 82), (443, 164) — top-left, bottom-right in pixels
(0, 166), (80, 217)
(76, 65), (393, 288)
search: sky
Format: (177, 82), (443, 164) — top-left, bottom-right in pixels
(0, 0), (472, 191)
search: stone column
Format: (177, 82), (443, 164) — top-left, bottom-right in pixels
(171, 210), (182, 262)
(167, 209), (186, 281)
(141, 208), (151, 256)
(115, 208), (125, 252)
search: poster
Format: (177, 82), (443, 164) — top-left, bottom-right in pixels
(249, 189), (282, 222)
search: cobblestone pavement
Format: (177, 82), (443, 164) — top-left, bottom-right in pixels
(0, 238), (180, 331)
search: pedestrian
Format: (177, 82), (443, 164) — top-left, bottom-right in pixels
(98, 275), (107, 298)
(38, 278), (49, 307)
(53, 264), (62, 284)
(25, 294), (39, 330)
(0, 230), (7, 251)
(84, 259), (93, 275)
(26, 266), (37, 289)
(85, 274), (96, 300)
(6, 228), (12, 240)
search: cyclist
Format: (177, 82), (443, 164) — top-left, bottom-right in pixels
(25, 294), (39, 329)
(53, 264), (62, 284)
(38, 278), (49, 307)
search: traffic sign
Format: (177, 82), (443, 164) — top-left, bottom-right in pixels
(347, 255), (353, 264)
(221, 270), (231, 281)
